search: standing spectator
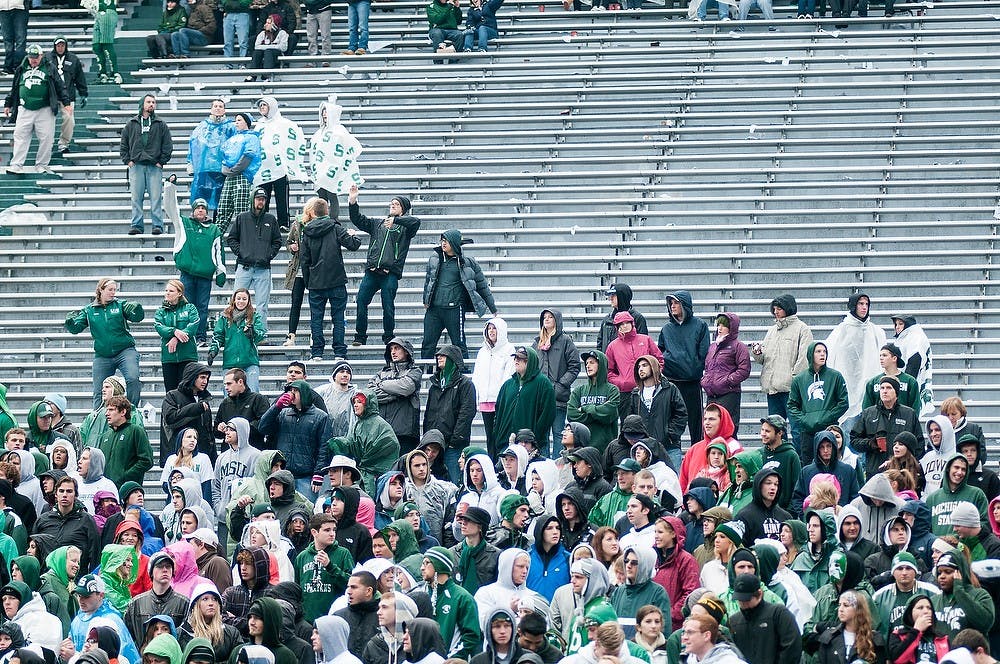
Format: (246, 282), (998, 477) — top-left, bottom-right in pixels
(861, 343), (920, 413)
(173, 197), (227, 346)
(216, 113), (261, 233)
(343, 0), (371, 54)
(494, 346), (556, 452)
(403, 445), (457, 543)
(787, 342), (849, 466)
(606, 312), (663, 418)
(755, 417), (800, 510)
(348, 185), (421, 346)
(303, 0), (333, 60)
(259, 381), (333, 497)
(213, 416), (260, 545)
(91, 0), (121, 83)
(155, 279), (200, 392)
(657, 291), (710, 444)
(47, 37), (88, 156)
(369, 338), (422, 456)
(244, 16), (287, 82)
(282, 204), (308, 348)
(172, 0), (216, 57)
(567, 350), (620, 455)
(0, 0), (27, 75)
(627, 355), (687, 471)
(227, 188), (281, 338)
(728, 573), (801, 664)
(34, 476), (101, 572)
(161, 363), (216, 465)
(65, 277), (144, 410)
(3, 44), (69, 175)
(825, 293), (887, 427)
(750, 294), (813, 449)
(327, 390), (400, 496)
(701, 313), (751, 436)
(186, 99), (234, 219)
(214, 369), (269, 447)
(121, 94), (172, 236)
(422, 229), (498, 360)
(424, 345), (477, 484)
(208, 288), (266, 391)
(891, 314), (933, 416)
(850, 376), (923, 481)
(147, 0), (187, 58)
(471, 317), (515, 458)
(533, 309), (580, 456)
(426, 0), (464, 53)
(300, 197), (363, 361)
(97, 395), (153, 486)
(597, 284), (649, 353)
(462, 0), (503, 51)
(222, 0), (252, 63)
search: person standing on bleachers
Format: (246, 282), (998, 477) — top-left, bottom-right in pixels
(187, 100), (234, 221)
(222, 0), (253, 64)
(172, 0), (216, 57)
(227, 188), (281, 339)
(596, 284), (649, 354)
(173, 197), (228, 345)
(825, 292), (886, 431)
(3, 44), (70, 175)
(657, 290), (709, 445)
(0, 0), (28, 76)
(91, 0), (122, 83)
(47, 37), (88, 156)
(120, 94), (173, 235)
(216, 112), (261, 232)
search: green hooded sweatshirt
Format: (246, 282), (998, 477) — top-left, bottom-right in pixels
(27, 400), (63, 454)
(757, 437), (801, 510)
(386, 518), (424, 578)
(0, 514), (19, 573)
(0, 384), (16, 440)
(493, 347), (556, 450)
(241, 598), (297, 664)
(925, 453), (989, 536)
(930, 549), (995, 636)
(181, 637), (217, 664)
(154, 296), (200, 364)
(790, 509), (842, 593)
(293, 538), (353, 622)
(99, 543), (139, 614)
(567, 350), (621, 453)
(719, 450), (763, 515)
(39, 545), (78, 635)
(144, 634), (183, 664)
(226, 450), (287, 524)
(787, 341), (849, 441)
(328, 389), (400, 494)
(12, 555), (40, 592)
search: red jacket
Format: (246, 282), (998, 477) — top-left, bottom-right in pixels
(678, 404), (743, 493)
(652, 515), (701, 631)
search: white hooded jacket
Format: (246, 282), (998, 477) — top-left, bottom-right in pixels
(473, 548), (542, 630)
(472, 317), (516, 407)
(921, 415), (956, 496)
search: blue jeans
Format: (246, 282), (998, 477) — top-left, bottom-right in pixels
(355, 271), (398, 343)
(241, 364), (260, 392)
(444, 447), (462, 486)
(463, 25), (497, 51)
(308, 286), (348, 359)
(0, 9), (27, 73)
(666, 447), (683, 473)
(128, 163), (164, 231)
(548, 407), (567, 459)
(347, 0), (370, 50)
(766, 391), (792, 445)
(234, 265), (272, 333)
(179, 272), (212, 342)
(796, 0), (815, 14)
(223, 12), (250, 59)
(172, 27), (209, 56)
(699, 0), (730, 18)
(93, 347), (141, 409)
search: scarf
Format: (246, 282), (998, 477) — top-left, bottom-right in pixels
(456, 539), (486, 594)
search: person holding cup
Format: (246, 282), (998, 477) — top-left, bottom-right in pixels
(849, 375), (924, 481)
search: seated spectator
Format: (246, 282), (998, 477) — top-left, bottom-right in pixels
(171, 0), (216, 57)
(790, 431), (860, 519)
(880, 432), (926, 496)
(245, 15), (288, 82)
(462, 0), (503, 51)
(427, 0), (465, 54)
(148, 0), (188, 58)
(887, 595), (950, 662)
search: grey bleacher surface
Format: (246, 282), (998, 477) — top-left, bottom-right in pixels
(2, 0), (999, 505)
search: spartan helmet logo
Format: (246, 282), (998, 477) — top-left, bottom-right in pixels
(807, 380), (827, 402)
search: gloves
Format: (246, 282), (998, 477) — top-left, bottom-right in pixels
(206, 350), (217, 366)
(243, 323), (254, 340)
(215, 272), (226, 287)
(275, 392), (294, 409)
(78, 96), (87, 108)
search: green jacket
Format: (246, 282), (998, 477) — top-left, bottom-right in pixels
(757, 441), (801, 510)
(39, 546), (78, 636)
(155, 298), (200, 363)
(294, 541), (354, 622)
(871, 581), (939, 636)
(65, 298), (144, 358)
(328, 389), (400, 494)
(174, 214), (226, 282)
(493, 347), (556, 449)
(157, 4), (188, 32)
(787, 342), (849, 437)
(426, 0), (462, 28)
(789, 510), (841, 593)
(567, 350), (621, 453)
(145, 634), (183, 664)
(0, 384), (16, 441)
(99, 543), (138, 614)
(610, 545), (671, 634)
(96, 419), (154, 485)
(930, 550), (995, 636)
(587, 486), (632, 529)
(925, 453), (989, 536)
(210, 310), (265, 369)
(861, 372), (920, 412)
(719, 450), (763, 515)
(432, 577), (482, 660)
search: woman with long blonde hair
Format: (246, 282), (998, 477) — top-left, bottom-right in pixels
(177, 584), (243, 662)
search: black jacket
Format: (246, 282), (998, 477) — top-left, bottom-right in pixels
(596, 285), (648, 352)
(46, 48), (88, 102)
(300, 216), (363, 290)
(816, 623), (886, 664)
(423, 346), (477, 450)
(735, 467), (792, 546)
(4, 56), (70, 119)
(628, 376), (688, 451)
(161, 362), (216, 464)
(334, 486), (374, 564)
(350, 202), (421, 278)
(334, 596), (381, 658)
(849, 400), (924, 480)
(729, 599), (801, 664)
(33, 500), (101, 572)
(227, 209), (281, 269)
(214, 389), (270, 448)
(571, 446), (614, 507)
(119, 110), (173, 165)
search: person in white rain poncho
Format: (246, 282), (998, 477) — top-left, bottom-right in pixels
(310, 97), (363, 209)
(254, 95), (306, 228)
(825, 292), (886, 423)
(891, 314), (934, 416)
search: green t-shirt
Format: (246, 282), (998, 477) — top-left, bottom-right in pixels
(19, 65), (50, 111)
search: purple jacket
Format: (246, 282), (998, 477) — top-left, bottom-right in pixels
(701, 312), (751, 397)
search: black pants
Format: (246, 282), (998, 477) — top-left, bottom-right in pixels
(710, 391), (742, 440)
(162, 360), (192, 392)
(670, 379), (704, 444)
(421, 306), (466, 359)
(259, 176), (290, 226)
(288, 275), (305, 334)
